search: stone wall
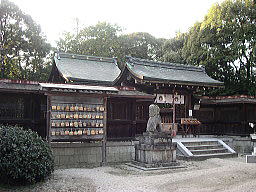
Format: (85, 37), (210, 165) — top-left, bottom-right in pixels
(51, 136), (254, 169)
(221, 137), (253, 154)
(51, 141), (135, 168)
(199, 135), (253, 154)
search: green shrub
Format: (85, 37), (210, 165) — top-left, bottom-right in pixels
(0, 125), (54, 185)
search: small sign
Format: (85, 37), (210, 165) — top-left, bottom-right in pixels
(155, 94), (166, 103)
(189, 110), (193, 117)
(194, 105), (200, 110)
(155, 94), (184, 104)
(173, 95), (185, 104)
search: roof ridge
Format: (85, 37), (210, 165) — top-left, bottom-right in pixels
(57, 52), (116, 63)
(126, 56), (204, 72)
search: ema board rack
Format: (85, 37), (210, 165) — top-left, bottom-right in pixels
(48, 95), (106, 141)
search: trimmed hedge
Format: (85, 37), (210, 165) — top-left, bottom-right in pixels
(0, 125), (54, 185)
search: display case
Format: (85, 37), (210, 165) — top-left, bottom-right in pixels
(49, 95), (106, 141)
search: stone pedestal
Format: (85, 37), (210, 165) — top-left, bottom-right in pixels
(134, 132), (177, 168)
(246, 155), (256, 163)
(246, 146), (256, 163)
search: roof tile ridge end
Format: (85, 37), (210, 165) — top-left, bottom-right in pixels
(58, 52), (116, 63)
(126, 56), (204, 71)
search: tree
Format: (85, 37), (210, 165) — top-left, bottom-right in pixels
(161, 32), (187, 63)
(183, 0), (256, 95)
(117, 32), (165, 62)
(0, 0), (51, 81)
(57, 24), (165, 68)
(57, 22), (122, 58)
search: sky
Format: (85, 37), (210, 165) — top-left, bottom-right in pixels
(10, 0), (225, 47)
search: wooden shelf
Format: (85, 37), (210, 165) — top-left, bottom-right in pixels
(51, 110), (104, 113)
(51, 118), (104, 120)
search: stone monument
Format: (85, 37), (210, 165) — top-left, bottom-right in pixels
(134, 104), (177, 168)
(146, 104), (163, 132)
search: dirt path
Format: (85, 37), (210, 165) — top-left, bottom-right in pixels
(3, 157), (256, 192)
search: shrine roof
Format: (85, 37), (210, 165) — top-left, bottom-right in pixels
(39, 83), (118, 94)
(124, 56), (223, 87)
(53, 52), (121, 85)
(114, 86), (155, 99)
(200, 95), (256, 104)
(0, 79), (40, 93)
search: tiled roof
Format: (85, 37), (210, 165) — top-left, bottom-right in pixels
(54, 52), (121, 85)
(115, 87), (154, 98)
(200, 95), (256, 104)
(39, 83), (118, 94)
(125, 56), (223, 87)
(0, 80), (40, 92)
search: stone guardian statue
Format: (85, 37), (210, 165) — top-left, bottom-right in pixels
(146, 104), (163, 133)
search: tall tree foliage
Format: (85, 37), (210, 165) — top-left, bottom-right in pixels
(57, 22), (121, 58)
(161, 32), (187, 63)
(117, 32), (165, 62)
(183, 0), (256, 95)
(57, 23), (165, 68)
(0, 0), (51, 81)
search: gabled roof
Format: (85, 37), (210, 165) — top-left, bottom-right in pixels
(52, 52), (121, 85)
(124, 56), (223, 87)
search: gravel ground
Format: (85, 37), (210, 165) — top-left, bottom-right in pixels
(3, 156), (256, 192)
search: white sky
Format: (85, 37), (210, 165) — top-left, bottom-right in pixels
(10, 0), (224, 47)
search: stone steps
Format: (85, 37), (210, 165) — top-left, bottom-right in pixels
(175, 138), (237, 160)
(182, 141), (219, 146)
(179, 152), (237, 160)
(190, 148), (228, 155)
(186, 144), (224, 150)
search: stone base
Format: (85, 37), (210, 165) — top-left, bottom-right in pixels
(135, 132), (176, 166)
(126, 161), (183, 171)
(132, 160), (179, 168)
(135, 146), (176, 164)
(246, 155), (256, 163)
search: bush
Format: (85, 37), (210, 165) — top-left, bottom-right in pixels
(0, 125), (54, 185)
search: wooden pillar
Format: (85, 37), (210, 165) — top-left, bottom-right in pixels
(131, 99), (137, 137)
(185, 94), (190, 118)
(102, 97), (107, 166)
(213, 104), (216, 135)
(172, 88), (176, 124)
(184, 95), (187, 118)
(241, 103), (247, 135)
(46, 95), (51, 143)
(188, 93), (192, 111)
